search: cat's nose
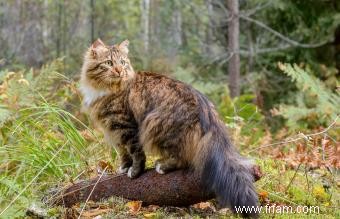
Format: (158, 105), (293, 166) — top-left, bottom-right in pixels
(115, 66), (122, 73)
(111, 66), (122, 77)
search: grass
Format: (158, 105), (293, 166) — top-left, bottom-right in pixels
(0, 102), (97, 218)
(1, 120), (336, 218)
(0, 62), (339, 218)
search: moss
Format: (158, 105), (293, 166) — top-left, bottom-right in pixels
(312, 185), (330, 202)
(287, 186), (314, 205)
(255, 158), (338, 217)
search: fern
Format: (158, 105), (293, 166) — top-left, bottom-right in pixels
(277, 63), (339, 130)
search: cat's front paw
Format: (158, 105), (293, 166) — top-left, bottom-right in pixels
(127, 166), (142, 178)
(155, 163), (165, 174)
(118, 166), (129, 174)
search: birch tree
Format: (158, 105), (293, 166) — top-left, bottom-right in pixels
(141, 0), (150, 54)
(227, 0), (240, 98)
(90, 0), (95, 43)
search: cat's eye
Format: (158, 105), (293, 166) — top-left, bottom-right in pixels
(105, 60), (113, 66)
(120, 59), (126, 65)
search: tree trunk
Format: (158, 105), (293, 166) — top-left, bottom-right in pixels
(227, 0), (240, 98)
(150, 0), (160, 49)
(56, 1), (62, 57)
(141, 0), (150, 67)
(90, 0), (95, 43)
(334, 25), (340, 72)
(205, 0), (214, 55)
(141, 0), (150, 53)
(168, 1), (183, 64)
(62, 0), (66, 56)
(246, 23), (254, 73)
(173, 2), (182, 48)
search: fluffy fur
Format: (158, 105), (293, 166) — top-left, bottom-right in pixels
(80, 39), (259, 218)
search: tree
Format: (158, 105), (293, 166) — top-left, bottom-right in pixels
(141, 0), (150, 67)
(227, 0), (240, 97)
(90, 0), (95, 43)
(205, 0), (215, 55)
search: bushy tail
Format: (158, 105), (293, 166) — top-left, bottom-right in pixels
(198, 126), (258, 217)
(195, 123), (259, 218)
(191, 89), (258, 218)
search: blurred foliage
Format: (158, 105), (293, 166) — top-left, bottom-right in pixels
(0, 0), (339, 132)
(0, 0), (340, 217)
(0, 61), (111, 218)
(240, 0), (339, 131)
(218, 94), (265, 149)
(275, 63), (339, 130)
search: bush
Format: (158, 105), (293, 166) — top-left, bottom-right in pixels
(275, 63), (339, 130)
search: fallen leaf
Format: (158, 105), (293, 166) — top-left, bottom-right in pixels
(97, 161), (115, 174)
(268, 135), (339, 170)
(258, 190), (269, 203)
(126, 201), (142, 214)
(191, 202), (216, 211)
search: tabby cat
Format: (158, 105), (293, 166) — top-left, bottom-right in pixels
(80, 39), (258, 218)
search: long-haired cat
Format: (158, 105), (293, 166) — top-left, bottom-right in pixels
(80, 39), (258, 218)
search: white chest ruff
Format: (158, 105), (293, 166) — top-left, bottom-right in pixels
(79, 84), (109, 107)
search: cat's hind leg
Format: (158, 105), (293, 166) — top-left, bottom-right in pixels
(155, 157), (182, 174)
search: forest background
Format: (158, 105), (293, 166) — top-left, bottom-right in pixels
(0, 0), (339, 218)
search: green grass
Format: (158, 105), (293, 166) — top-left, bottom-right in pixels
(0, 62), (339, 218)
(256, 159), (339, 218)
(0, 102), (111, 218)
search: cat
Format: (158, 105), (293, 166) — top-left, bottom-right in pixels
(80, 39), (259, 218)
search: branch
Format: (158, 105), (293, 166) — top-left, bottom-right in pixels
(214, 44), (293, 60)
(49, 166), (263, 208)
(242, 1), (274, 16)
(248, 115), (339, 153)
(240, 44), (294, 56)
(239, 14), (329, 48)
(253, 44), (293, 54)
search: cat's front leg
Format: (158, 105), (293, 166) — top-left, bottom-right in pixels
(127, 148), (145, 178)
(122, 131), (146, 178)
(104, 131), (133, 174)
(115, 144), (133, 174)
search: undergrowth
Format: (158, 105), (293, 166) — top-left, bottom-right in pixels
(0, 61), (339, 218)
(0, 61), (111, 218)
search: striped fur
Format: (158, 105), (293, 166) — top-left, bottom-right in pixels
(80, 39), (259, 218)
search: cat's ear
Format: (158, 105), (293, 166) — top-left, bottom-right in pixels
(90, 39), (105, 58)
(118, 40), (129, 54)
(92, 38), (105, 48)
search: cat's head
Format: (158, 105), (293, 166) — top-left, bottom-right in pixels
(81, 39), (135, 90)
